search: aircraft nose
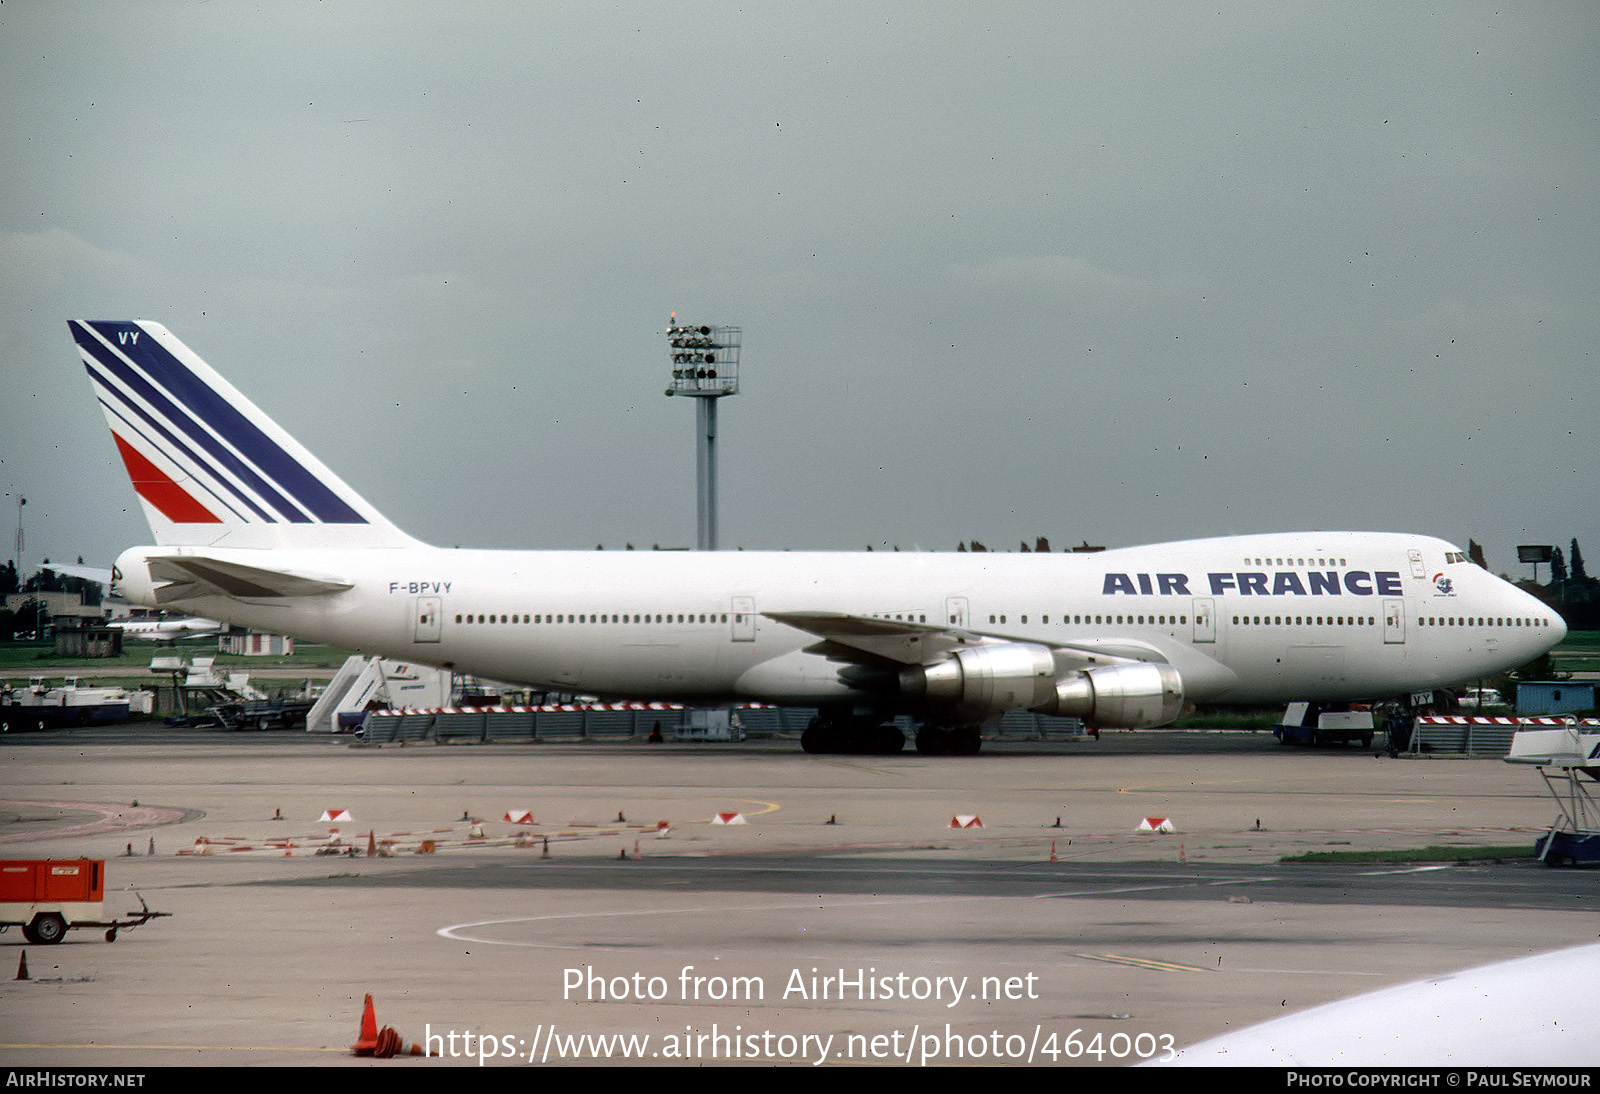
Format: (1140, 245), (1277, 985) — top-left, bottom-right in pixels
(1508, 581), (1564, 649)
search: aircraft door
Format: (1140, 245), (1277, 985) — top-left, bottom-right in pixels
(731, 596), (756, 642)
(1192, 598), (1215, 643)
(1383, 599), (1406, 644)
(945, 597), (970, 627)
(414, 597), (442, 643)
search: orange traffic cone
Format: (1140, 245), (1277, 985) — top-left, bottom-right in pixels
(374, 1026), (434, 1058)
(352, 994), (379, 1055)
(15, 950), (29, 981)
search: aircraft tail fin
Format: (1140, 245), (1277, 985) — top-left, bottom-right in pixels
(70, 320), (418, 550)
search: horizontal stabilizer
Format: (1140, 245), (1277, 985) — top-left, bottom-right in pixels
(37, 562), (116, 586)
(145, 555), (352, 601)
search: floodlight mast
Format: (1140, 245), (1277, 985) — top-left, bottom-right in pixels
(664, 317), (741, 551)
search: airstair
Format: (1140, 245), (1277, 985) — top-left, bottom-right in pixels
(305, 656), (452, 733)
(1505, 721), (1600, 867)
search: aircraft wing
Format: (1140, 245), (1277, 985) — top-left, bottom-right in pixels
(764, 611), (1167, 669)
(141, 554), (353, 603)
(762, 611), (979, 666)
(763, 611), (1183, 731)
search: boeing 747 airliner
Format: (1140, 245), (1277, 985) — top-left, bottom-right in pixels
(70, 320), (1564, 754)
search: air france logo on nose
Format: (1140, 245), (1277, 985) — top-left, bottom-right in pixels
(1103, 570), (1404, 597)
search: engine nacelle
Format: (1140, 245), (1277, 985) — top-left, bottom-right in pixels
(899, 642), (1057, 717)
(900, 644), (1185, 727)
(1043, 662), (1184, 728)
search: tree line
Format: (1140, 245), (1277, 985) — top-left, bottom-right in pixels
(1530, 538), (1598, 630)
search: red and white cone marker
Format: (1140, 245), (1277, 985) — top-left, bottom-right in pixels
(352, 994), (379, 1055)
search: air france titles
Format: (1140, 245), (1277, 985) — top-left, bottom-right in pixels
(1102, 570), (1403, 597)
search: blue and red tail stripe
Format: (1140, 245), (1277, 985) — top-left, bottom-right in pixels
(70, 320), (367, 526)
(96, 394), (251, 523)
(110, 432), (222, 524)
(94, 383), (268, 524)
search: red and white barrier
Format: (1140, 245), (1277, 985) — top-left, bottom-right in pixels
(1418, 716), (1600, 727)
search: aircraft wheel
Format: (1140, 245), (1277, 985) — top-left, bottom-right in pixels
(915, 726), (981, 755)
(951, 726), (983, 755)
(30, 914), (67, 945)
(800, 722), (832, 754)
(874, 725), (905, 754)
(106, 928), (118, 943)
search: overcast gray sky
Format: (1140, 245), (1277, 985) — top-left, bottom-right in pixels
(3, 2), (1595, 577)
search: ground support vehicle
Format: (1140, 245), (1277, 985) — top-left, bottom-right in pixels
(0, 859), (170, 943)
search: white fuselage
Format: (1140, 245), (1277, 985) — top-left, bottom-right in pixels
(114, 530), (1561, 711)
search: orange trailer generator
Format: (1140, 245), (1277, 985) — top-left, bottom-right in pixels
(0, 859), (167, 943)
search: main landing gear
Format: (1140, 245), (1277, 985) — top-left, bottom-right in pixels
(793, 703), (979, 754)
(800, 711), (905, 755)
(914, 725), (983, 756)
(799, 709), (986, 756)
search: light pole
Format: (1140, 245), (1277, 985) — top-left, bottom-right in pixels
(664, 318), (740, 551)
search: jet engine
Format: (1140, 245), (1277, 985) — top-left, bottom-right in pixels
(1044, 660), (1183, 728)
(900, 643), (1183, 728)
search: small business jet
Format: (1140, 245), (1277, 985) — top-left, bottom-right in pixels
(69, 320), (1565, 753)
(107, 615), (223, 642)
